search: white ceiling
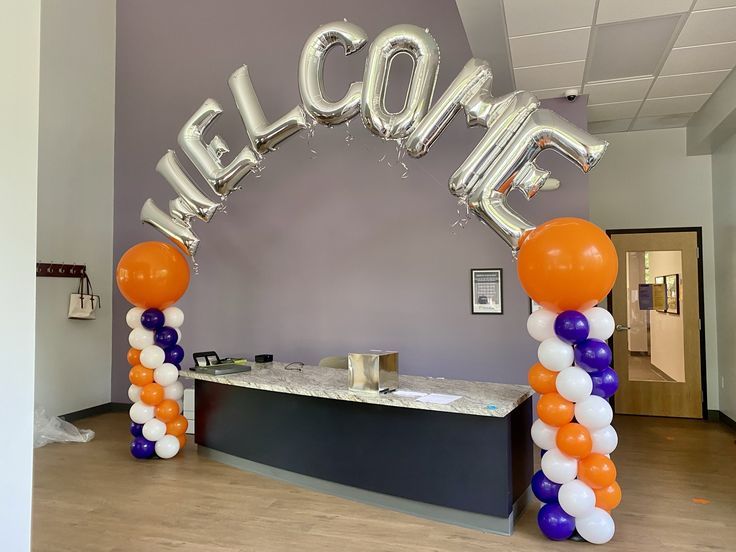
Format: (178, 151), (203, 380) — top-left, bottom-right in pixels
(457, 0), (736, 134)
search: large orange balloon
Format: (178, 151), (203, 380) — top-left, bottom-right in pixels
(578, 453), (617, 489)
(528, 362), (558, 394)
(155, 399), (180, 423)
(595, 481), (622, 511)
(517, 218), (618, 312)
(556, 422), (592, 458)
(537, 393), (575, 427)
(166, 415), (188, 437)
(129, 365), (154, 387)
(140, 383), (164, 406)
(127, 348), (141, 366)
(176, 434), (187, 449)
(116, 241), (190, 309)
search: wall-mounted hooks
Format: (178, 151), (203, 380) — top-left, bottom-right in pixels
(36, 263), (87, 278)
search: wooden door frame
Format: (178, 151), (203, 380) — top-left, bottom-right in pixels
(605, 227), (708, 419)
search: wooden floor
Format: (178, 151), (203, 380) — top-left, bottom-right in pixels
(33, 412), (736, 551)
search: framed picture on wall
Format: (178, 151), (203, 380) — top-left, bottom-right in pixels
(665, 274), (680, 314)
(529, 298), (542, 314)
(471, 268), (503, 314)
(654, 276), (667, 312)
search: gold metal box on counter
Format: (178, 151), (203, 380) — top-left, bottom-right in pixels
(348, 351), (398, 393)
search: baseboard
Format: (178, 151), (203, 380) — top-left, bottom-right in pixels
(707, 410), (736, 431)
(61, 402), (128, 422)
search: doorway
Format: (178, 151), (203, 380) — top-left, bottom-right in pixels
(608, 229), (706, 418)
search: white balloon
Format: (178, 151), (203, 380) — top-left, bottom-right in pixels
(538, 337), (574, 372)
(163, 306), (184, 328)
(176, 399), (184, 412)
(128, 328), (154, 350)
(540, 448), (577, 484)
(142, 418), (167, 442)
(575, 396), (613, 430)
(558, 479), (596, 518)
(556, 366), (593, 402)
(154, 363), (179, 387)
(164, 380), (184, 401)
(126, 307), (144, 329)
(128, 384), (142, 403)
(576, 508), (616, 545)
(140, 345), (165, 369)
(531, 419), (558, 451)
(154, 434), (181, 459)
(129, 401), (155, 424)
(174, 328), (182, 344)
(584, 307), (615, 341)
(527, 308), (557, 342)
(591, 425), (619, 455)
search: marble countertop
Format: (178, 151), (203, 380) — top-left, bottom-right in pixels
(179, 362), (533, 418)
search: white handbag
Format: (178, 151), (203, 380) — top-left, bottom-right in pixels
(68, 274), (100, 320)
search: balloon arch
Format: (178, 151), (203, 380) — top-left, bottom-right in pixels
(116, 21), (620, 545)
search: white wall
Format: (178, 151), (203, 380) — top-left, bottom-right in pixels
(711, 132), (736, 421)
(35, 0), (116, 416)
(649, 251), (685, 382)
(0, 1), (41, 548)
(590, 127), (719, 410)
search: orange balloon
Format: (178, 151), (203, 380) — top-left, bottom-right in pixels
(155, 399), (180, 423)
(595, 481), (622, 511)
(129, 365), (154, 387)
(578, 453), (617, 489)
(127, 348), (141, 366)
(116, 241), (190, 309)
(176, 434), (187, 449)
(517, 218), (618, 312)
(537, 393), (575, 427)
(140, 383), (164, 406)
(528, 362), (558, 394)
(166, 415), (188, 437)
(556, 422), (593, 458)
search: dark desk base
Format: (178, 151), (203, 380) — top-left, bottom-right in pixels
(194, 380), (533, 535)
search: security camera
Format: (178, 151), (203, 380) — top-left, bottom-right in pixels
(565, 88), (579, 102)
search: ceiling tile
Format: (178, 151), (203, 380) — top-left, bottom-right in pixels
(695, 0), (736, 8)
(639, 94), (710, 116)
(584, 77), (653, 104)
(514, 60), (585, 90)
(631, 113), (693, 130)
(675, 7), (736, 47)
(649, 70), (730, 98)
(588, 16), (681, 81)
(596, 0), (692, 24)
(661, 41), (736, 74)
(503, 0), (595, 36)
(510, 27), (590, 67)
(588, 100), (642, 122)
(588, 119), (633, 134)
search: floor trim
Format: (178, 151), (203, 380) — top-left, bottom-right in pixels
(197, 445), (530, 536)
(61, 402), (128, 422)
(708, 410), (736, 431)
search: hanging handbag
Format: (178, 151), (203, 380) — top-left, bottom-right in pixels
(68, 273), (100, 320)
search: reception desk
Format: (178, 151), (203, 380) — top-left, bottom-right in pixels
(180, 362), (533, 535)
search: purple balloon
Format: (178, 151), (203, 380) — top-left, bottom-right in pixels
(129, 422), (144, 437)
(554, 310), (589, 344)
(155, 326), (178, 349)
(165, 344), (184, 365)
(130, 436), (155, 459)
(532, 470), (560, 503)
(574, 339), (612, 372)
(538, 503), (576, 541)
(140, 308), (165, 330)
(590, 367), (619, 398)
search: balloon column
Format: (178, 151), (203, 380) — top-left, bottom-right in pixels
(519, 218), (621, 545)
(116, 242), (190, 460)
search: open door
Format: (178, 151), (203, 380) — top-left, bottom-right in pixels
(609, 229), (705, 418)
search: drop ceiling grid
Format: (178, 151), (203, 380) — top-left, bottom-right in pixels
(501, 0), (736, 132)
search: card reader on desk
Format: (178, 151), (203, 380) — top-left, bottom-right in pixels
(191, 351), (251, 375)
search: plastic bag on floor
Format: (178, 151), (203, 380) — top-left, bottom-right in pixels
(34, 406), (95, 448)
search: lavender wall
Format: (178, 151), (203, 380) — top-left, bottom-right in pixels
(113, 0), (589, 401)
